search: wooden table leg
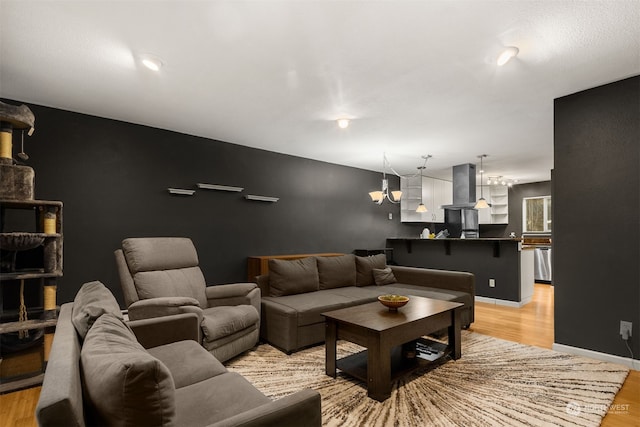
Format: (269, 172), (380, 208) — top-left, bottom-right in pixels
(367, 336), (391, 401)
(448, 307), (462, 360)
(325, 320), (337, 377)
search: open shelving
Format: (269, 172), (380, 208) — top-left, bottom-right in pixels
(0, 199), (63, 393)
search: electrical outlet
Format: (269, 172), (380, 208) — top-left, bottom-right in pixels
(489, 278), (495, 288)
(388, 212), (393, 220)
(620, 321), (632, 340)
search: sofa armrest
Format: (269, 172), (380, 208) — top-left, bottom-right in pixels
(255, 274), (270, 297)
(390, 265), (475, 297)
(127, 297), (203, 323)
(206, 283), (261, 315)
(129, 312), (200, 349)
(207, 388), (321, 427)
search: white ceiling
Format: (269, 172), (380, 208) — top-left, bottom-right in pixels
(1, 1), (639, 182)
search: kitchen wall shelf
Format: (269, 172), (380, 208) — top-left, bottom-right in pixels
(477, 185), (509, 224)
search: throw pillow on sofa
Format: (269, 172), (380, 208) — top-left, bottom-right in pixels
(372, 267), (397, 286)
(80, 313), (176, 427)
(355, 254), (386, 286)
(269, 257), (319, 296)
(71, 281), (123, 340)
(317, 254), (356, 289)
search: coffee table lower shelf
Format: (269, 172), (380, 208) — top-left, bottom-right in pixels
(336, 338), (450, 384)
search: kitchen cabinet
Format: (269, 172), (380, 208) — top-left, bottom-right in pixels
(476, 185), (509, 224)
(401, 176), (452, 223)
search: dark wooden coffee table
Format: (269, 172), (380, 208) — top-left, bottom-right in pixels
(322, 296), (463, 401)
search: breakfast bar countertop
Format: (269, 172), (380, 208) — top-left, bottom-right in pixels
(387, 237), (521, 241)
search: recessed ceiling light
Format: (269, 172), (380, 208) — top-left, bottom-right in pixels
(497, 46), (519, 66)
(140, 55), (163, 71)
(337, 118), (350, 129)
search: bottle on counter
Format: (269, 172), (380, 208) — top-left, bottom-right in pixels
(421, 228), (430, 239)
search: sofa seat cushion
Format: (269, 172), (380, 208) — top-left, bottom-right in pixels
(262, 291), (351, 326)
(80, 313), (176, 427)
(268, 257), (319, 296)
(147, 340), (227, 389)
(322, 287), (380, 305)
(201, 305), (260, 342)
(317, 254), (356, 289)
(175, 372), (270, 426)
(372, 283), (472, 307)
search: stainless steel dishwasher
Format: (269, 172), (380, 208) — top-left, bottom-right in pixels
(534, 246), (552, 284)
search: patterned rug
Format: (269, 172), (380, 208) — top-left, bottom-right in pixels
(226, 331), (629, 427)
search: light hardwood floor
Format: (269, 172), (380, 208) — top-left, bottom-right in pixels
(1, 284), (638, 426)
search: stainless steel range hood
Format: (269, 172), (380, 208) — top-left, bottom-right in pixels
(441, 163), (477, 209)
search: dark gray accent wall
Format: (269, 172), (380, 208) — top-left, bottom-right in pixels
(3, 101), (424, 306)
(554, 76), (639, 360)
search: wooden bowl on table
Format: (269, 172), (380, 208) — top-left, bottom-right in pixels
(378, 295), (409, 311)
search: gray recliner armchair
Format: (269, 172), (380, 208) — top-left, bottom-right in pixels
(115, 237), (260, 362)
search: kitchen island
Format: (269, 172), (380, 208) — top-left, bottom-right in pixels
(387, 238), (534, 306)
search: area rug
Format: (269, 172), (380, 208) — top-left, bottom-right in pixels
(226, 331), (629, 427)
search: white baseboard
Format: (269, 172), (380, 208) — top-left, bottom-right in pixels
(475, 295), (532, 308)
(552, 343), (640, 371)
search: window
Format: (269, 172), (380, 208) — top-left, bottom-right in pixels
(523, 196), (552, 233)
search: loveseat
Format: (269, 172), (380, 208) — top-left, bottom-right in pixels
(256, 254), (474, 353)
(36, 281), (321, 427)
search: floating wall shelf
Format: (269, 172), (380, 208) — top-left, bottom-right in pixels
(245, 195), (279, 203)
(196, 183), (244, 192)
(167, 188), (195, 196)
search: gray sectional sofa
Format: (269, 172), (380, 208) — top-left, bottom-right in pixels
(256, 254), (475, 353)
(36, 281), (321, 427)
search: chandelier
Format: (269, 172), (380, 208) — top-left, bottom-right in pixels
(369, 153), (402, 204)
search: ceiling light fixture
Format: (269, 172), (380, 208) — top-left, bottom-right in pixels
(416, 155), (432, 213)
(337, 118), (350, 129)
(497, 46), (519, 66)
(487, 176), (517, 186)
(475, 154), (490, 209)
(369, 153), (402, 205)
(140, 55), (163, 71)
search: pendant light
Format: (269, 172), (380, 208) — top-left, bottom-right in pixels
(415, 155), (431, 213)
(369, 153), (402, 204)
(475, 154), (490, 209)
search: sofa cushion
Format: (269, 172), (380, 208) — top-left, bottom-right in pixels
(373, 267), (397, 286)
(81, 314), (176, 427)
(71, 281), (123, 340)
(134, 267), (208, 308)
(122, 237), (199, 273)
(355, 254), (386, 286)
(374, 283), (471, 307)
(322, 287), (381, 305)
(147, 340), (227, 389)
(201, 305), (260, 342)
(262, 291), (351, 326)
(317, 254), (356, 289)
(175, 372), (270, 426)
(268, 257), (319, 296)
